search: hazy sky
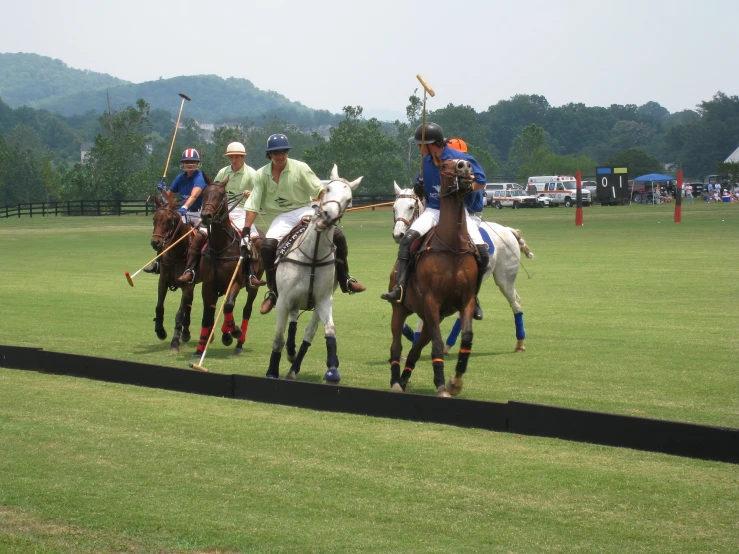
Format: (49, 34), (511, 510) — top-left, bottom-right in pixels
(3, 0), (737, 119)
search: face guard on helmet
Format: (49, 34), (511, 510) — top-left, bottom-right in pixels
(409, 122), (445, 145)
(180, 148), (201, 171)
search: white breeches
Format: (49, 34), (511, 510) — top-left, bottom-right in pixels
(409, 207), (484, 245)
(265, 206), (316, 240)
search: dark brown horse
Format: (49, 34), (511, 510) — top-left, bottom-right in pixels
(194, 182), (265, 357)
(148, 194), (196, 353)
(387, 159), (478, 397)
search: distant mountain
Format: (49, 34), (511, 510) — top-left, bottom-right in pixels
(0, 52), (128, 107)
(0, 53), (340, 127)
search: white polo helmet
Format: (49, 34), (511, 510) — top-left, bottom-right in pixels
(225, 142), (246, 156)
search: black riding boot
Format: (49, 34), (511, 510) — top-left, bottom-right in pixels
(143, 259), (160, 274)
(381, 230), (420, 303)
(178, 232), (205, 284)
(260, 238), (279, 314)
(473, 244), (490, 320)
(333, 227), (365, 293)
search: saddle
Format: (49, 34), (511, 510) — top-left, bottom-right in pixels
(412, 229), (478, 265)
(275, 215), (314, 264)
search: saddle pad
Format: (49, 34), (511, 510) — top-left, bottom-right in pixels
(478, 226), (495, 256)
(276, 220), (311, 260)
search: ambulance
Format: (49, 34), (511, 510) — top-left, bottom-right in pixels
(526, 175), (592, 207)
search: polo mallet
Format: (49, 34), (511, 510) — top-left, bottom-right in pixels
(189, 256), (244, 372)
(162, 93), (191, 179)
(124, 227), (195, 287)
(416, 74), (435, 181)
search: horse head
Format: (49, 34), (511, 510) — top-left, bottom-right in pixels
(391, 181), (423, 244)
(199, 182), (229, 226)
(315, 164), (363, 231)
(150, 194), (180, 251)
(439, 159), (473, 198)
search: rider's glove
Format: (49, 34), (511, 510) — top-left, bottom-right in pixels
(157, 179), (167, 192)
(413, 177), (425, 199)
(178, 207), (187, 216)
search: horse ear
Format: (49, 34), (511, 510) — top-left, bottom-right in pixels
(330, 164), (339, 180)
(347, 176), (363, 191)
(394, 181), (402, 195)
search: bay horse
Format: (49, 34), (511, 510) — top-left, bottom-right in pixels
(266, 164), (362, 382)
(387, 159), (477, 397)
(390, 181), (534, 354)
(195, 182), (265, 357)
(147, 194), (195, 353)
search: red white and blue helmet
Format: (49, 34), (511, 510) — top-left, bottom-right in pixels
(181, 148), (201, 163)
(265, 134), (292, 152)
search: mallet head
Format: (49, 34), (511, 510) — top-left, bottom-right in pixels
(189, 363), (209, 372)
(125, 271), (134, 287)
(178, 93), (191, 101)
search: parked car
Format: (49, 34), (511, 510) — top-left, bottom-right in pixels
(484, 183), (523, 205)
(489, 189), (549, 209)
(582, 180), (598, 195)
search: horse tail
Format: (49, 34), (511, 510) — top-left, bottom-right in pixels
(511, 228), (534, 259)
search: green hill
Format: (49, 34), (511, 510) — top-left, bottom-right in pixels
(0, 52), (128, 107)
(0, 53), (339, 126)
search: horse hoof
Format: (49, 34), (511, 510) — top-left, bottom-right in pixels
(443, 344), (451, 355)
(265, 373), (279, 379)
(324, 368), (341, 383)
(515, 341), (526, 353)
(168, 346), (179, 355)
(286, 370), (297, 380)
(156, 330), (167, 340)
(231, 326), (241, 339)
(181, 330), (191, 343)
(221, 333), (233, 347)
(192, 352), (203, 359)
(436, 385), (451, 398)
(447, 375), (463, 396)
(287, 350), (296, 363)
(233, 348), (243, 356)
(390, 382), (404, 393)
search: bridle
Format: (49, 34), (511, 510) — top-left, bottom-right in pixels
(316, 179), (352, 227)
(152, 206), (184, 246)
(200, 183), (229, 225)
(393, 193), (422, 228)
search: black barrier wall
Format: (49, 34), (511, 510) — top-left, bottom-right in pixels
(1, 345), (737, 464)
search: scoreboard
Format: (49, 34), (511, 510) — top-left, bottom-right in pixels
(595, 167), (629, 205)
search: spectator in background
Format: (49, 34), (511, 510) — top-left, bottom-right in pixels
(684, 183), (694, 203)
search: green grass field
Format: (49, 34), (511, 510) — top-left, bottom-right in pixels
(1, 202), (737, 552)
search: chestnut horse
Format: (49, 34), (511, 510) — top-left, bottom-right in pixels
(194, 182), (265, 357)
(148, 195), (195, 353)
(387, 159), (477, 397)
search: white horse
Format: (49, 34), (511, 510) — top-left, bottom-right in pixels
(266, 165), (362, 382)
(390, 181), (533, 353)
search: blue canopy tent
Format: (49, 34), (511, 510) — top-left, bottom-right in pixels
(633, 173), (676, 204)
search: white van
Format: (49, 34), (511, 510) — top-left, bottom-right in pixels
(527, 175), (592, 207)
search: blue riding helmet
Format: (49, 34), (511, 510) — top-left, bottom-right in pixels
(265, 134), (292, 152)
(181, 148), (201, 162)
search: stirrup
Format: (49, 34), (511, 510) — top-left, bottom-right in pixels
(260, 291), (277, 315)
(178, 268), (195, 284)
(346, 277), (366, 294)
(381, 285), (403, 304)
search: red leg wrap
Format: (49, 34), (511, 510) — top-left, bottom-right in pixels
(221, 312), (235, 333)
(239, 319), (249, 342)
(197, 326), (212, 352)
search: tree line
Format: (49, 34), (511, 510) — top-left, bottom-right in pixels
(2, 90), (738, 207)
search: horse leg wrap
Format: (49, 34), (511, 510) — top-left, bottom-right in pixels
(325, 336), (339, 369)
(402, 324), (415, 342)
(238, 319), (249, 343)
(400, 360), (415, 387)
(446, 318), (462, 348)
(221, 312), (235, 333)
(196, 326), (212, 353)
(266, 351), (281, 378)
(390, 357), (401, 385)
(290, 340), (311, 374)
(455, 340), (473, 376)
(514, 311), (525, 341)
(286, 321), (298, 358)
(432, 359), (446, 389)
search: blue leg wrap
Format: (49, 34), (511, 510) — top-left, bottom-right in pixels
(514, 311), (525, 340)
(446, 318), (462, 347)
